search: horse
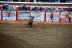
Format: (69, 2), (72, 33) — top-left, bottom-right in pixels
(28, 16), (34, 27)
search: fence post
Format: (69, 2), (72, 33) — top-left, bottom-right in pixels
(0, 9), (1, 20)
(44, 8), (46, 22)
(16, 8), (18, 20)
(30, 8), (32, 16)
(1, 8), (3, 20)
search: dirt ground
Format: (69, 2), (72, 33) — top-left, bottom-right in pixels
(0, 20), (72, 48)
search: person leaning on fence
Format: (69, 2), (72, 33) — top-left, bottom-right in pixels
(58, 14), (62, 23)
(68, 13), (72, 23)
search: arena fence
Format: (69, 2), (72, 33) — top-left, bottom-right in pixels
(46, 11), (67, 22)
(2, 10), (16, 20)
(18, 11), (30, 20)
(0, 9), (72, 22)
(0, 9), (1, 20)
(31, 11), (45, 22)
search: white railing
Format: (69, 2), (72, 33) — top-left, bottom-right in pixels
(0, 1), (72, 4)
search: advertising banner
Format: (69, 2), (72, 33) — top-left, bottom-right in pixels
(18, 11), (30, 20)
(31, 11), (44, 22)
(61, 12), (66, 18)
(2, 11), (16, 20)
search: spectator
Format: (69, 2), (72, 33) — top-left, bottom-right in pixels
(27, 5), (30, 10)
(18, 6), (22, 11)
(10, 6), (12, 11)
(58, 8), (62, 12)
(13, 6), (17, 10)
(5, 4), (12, 11)
(30, 5), (34, 11)
(33, 5), (37, 11)
(24, 5), (28, 10)
(50, 6), (54, 12)
(37, 6), (40, 11)
(22, 5), (28, 10)
(39, 5), (42, 11)
(46, 7), (48, 12)
(2, 4), (5, 10)
(22, 5), (25, 10)
(68, 12), (72, 23)
(55, 7), (58, 12)
(5, 4), (8, 10)
(12, 7), (14, 10)
(6, 4), (9, 10)
(67, 7), (71, 12)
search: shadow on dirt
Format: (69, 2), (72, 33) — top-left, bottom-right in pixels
(0, 32), (41, 48)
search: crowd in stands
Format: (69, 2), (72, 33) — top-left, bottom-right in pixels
(1, 4), (13, 11)
(0, 4), (72, 12)
(0, 4), (43, 11)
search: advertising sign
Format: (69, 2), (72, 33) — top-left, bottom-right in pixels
(31, 11), (44, 22)
(2, 11), (16, 20)
(18, 11), (30, 20)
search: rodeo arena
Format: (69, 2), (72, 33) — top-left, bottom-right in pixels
(0, 0), (72, 48)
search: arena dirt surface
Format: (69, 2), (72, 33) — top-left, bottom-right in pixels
(0, 20), (72, 48)
(0, 20), (72, 24)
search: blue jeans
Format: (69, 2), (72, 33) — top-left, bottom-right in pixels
(50, 17), (53, 22)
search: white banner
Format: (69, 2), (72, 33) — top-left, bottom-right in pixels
(31, 11), (44, 22)
(61, 12), (66, 18)
(2, 11), (16, 20)
(18, 11), (30, 20)
(46, 12), (50, 21)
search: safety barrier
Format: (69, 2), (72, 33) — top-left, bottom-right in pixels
(0, 8), (72, 22)
(2, 10), (16, 20)
(0, 9), (1, 20)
